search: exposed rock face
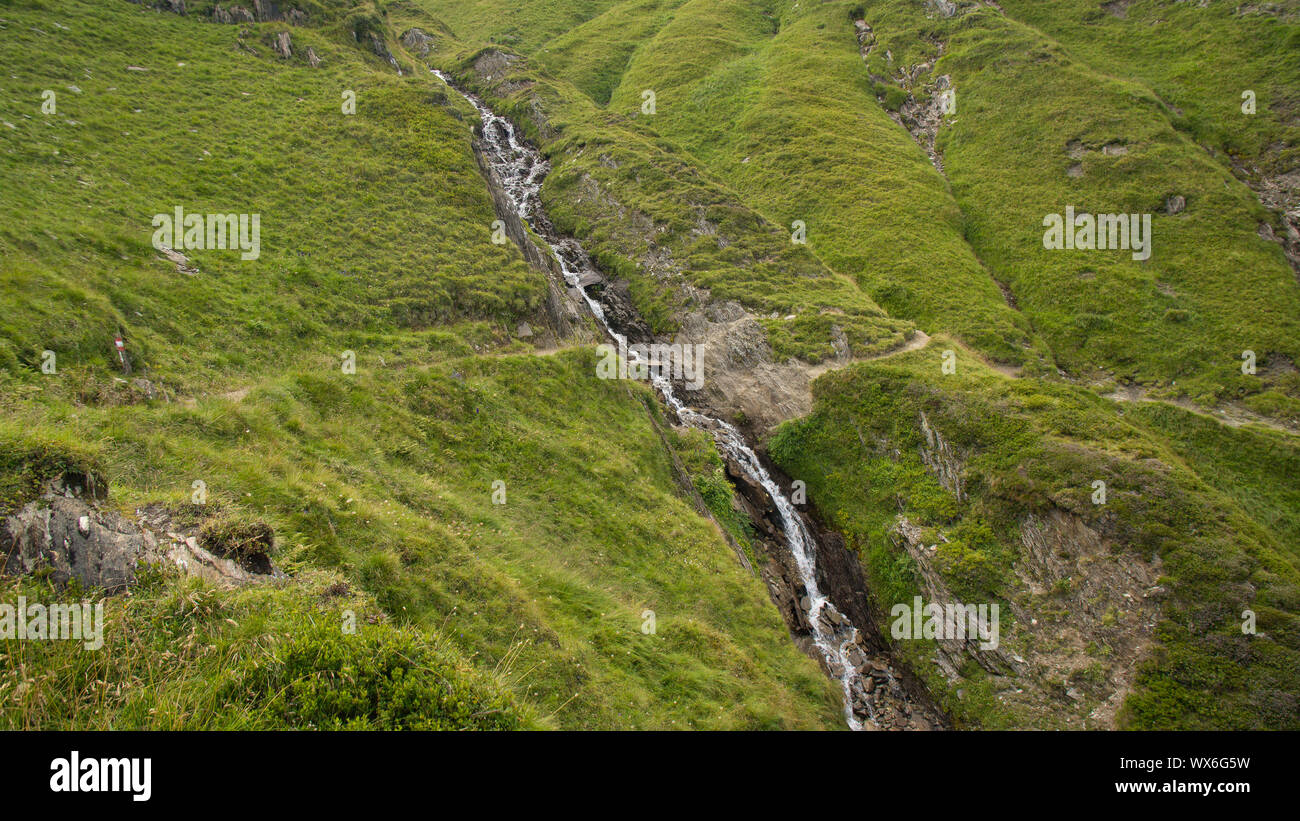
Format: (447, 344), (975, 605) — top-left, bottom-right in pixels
(891, 517), (1023, 680)
(2, 481), (276, 592)
(401, 27), (435, 57)
(892, 408), (1164, 727)
(855, 18), (950, 172)
(676, 301), (822, 433)
(1013, 510), (1162, 727)
(305, 46), (320, 68)
(1165, 194), (1186, 215)
(273, 30), (292, 59)
(918, 411), (966, 502)
(473, 50), (518, 85)
(4, 495), (146, 593)
(136, 504), (272, 585)
(212, 4), (255, 24)
(252, 0), (282, 21)
(368, 31), (399, 71)
(891, 505), (1161, 728)
(927, 0), (960, 17)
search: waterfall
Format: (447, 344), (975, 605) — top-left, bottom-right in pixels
(435, 70), (896, 729)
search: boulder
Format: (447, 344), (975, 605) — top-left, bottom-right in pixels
(3, 483), (277, 593)
(401, 28), (435, 57)
(3, 494), (151, 592)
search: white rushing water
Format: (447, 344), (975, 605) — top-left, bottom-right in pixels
(435, 70), (877, 729)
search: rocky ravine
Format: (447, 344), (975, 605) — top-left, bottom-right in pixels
(454, 63), (947, 729)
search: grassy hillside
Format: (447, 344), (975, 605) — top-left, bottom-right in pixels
(429, 0), (1300, 409)
(3, 0), (1297, 731)
(0, 0), (841, 730)
(604, 0), (1042, 365)
(768, 346), (1300, 729)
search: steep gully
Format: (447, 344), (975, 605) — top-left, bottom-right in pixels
(434, 71), (944, 730)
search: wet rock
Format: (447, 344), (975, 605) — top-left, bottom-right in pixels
(368, 31), (399, 71)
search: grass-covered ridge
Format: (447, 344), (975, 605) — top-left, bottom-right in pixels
(603, 0), (1044, 365)
(768, 345), (1300, 729)
(429, 0), (1300, 413)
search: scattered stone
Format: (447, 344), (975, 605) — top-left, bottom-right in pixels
(158, 245), (198, 275)
(130, 378), (158, 400)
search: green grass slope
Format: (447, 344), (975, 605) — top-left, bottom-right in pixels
(604, 0), (1043, 365)
(0, 0), (841, 730)
(768, 345), (1300, 729)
